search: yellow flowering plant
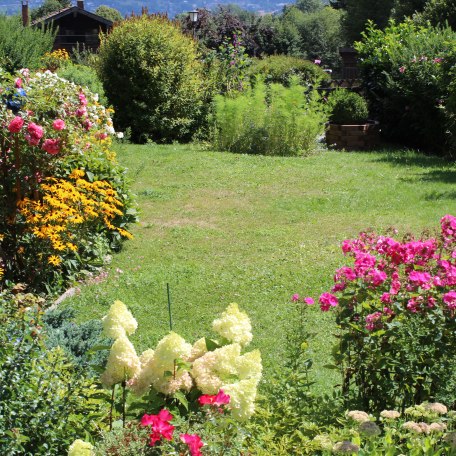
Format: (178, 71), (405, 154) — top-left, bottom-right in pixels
(0, 68), (136, 292)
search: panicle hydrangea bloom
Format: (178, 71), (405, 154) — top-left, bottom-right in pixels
(188, 337), (208, 362)
(222, 377), (260, 421)
(128, 349), (155, 396)
(312, 434), (333, 451)
(403, 421), (424, 433)
(68, 439), (94, 456)
(101, 335), (140, 387)
(192, 344), (241, 394)
(102, 300), (138, 339)
(142, 332), (193, 395)
(428, 422), (447, 433)
(235, 349), (262, 381)
(212, 303), (253, 347)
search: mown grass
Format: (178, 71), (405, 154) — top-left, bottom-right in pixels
(64, 144), (456, 392)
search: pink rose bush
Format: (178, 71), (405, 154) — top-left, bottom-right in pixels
(300, 216), (456, 412)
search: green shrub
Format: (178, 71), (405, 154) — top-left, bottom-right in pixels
(421, 0), (456, 30)
(0, 16), (55, 72)
(97, 15), (207, 143)
(249, 55), (330, 87)
(328, 89), (369, 124)
(0, 291), (105, 455)
(355, 20), (456, 154)
(58, 63), (107, 106)
(212, 78), (328, 156)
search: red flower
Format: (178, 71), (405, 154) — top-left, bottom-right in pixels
(42, 138), (60, 155)
(319, 292), (338, 311)
(8, 116), (24, 133)
(198, 389), (230, 406)
(141, 409), (174, 446)
(180, 434), (204, 456)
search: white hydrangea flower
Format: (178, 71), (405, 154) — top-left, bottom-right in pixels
(101, 335), (140, 387)
(192, 343), (241, 394)
(128, 349), (155, 396)
(146, 332), (192, 395)
(212, 303), (253, 346)
(188, 337), (208, 362)
(68, 439), (94, 456)
(236, 349), (262, 381)
(222, 377), (260, 421)
(102, 300), (138, 339)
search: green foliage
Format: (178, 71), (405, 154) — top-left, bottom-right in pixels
(31, 0), (71, 22)
(355, 20), (456, 154)
(58, 63), (107, 106)
(0, 291), (105, 455)
(249, 55), (330, 86)
(95, 5), (123, 22)
(420, 0), (456, 30)
(97, 15), (207, 143)
(328, 89), (369, 124)
(342, 0), (395, 42)
(0, 16), (55, 72)
(212, 78), (328, 156)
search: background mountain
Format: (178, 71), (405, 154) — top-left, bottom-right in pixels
(4, 0), (293, 17)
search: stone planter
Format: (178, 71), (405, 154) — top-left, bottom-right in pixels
(325, 121), (379, 150)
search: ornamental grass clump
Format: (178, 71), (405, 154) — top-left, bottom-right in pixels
(0, 68), (136, 292)
(299, 214), (456, 412)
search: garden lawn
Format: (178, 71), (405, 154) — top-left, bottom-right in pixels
(64, 144), (456, 392)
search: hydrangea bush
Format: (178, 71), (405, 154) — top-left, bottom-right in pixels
(100, 301), (262, 421)
(303, 215), (456, 412)
(0, 68), (136, 292)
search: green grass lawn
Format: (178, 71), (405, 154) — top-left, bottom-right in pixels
(64, 144), (456, 391)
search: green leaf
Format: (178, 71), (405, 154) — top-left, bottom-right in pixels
(173, 391), (188, 411)
(205, 337), (221, 351)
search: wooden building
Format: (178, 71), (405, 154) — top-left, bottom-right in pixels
(23, 1), (113, 52)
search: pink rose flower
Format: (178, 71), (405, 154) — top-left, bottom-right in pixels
(198, 389), (230, 406)
(52, 119), (65, 131)
(14, 78), (22, 88)
(443, 291), (456, 309)
(8, 116), (24, 133)
(291, 293), (300, 302)
(304, 297), (314, 305)
(42, 138), (60, 155)
(27, 122), (44, 139)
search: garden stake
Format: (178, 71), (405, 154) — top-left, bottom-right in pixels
(109, 384), (115, 431)
(122, 380), (126, 428)
(167, 282), (173, 331)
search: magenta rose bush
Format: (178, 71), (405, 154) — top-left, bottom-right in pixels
(306, 215), (456, 412)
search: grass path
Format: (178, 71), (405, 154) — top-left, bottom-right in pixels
(65, 144), (456, 391)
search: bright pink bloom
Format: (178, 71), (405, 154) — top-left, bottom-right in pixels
(304, 297), (314, 305)
(97, 132), (108, 140)
(14, 78), (22, 88)
(314, 59), (321, 65)
(83, 119), (93, 130)
(8, 116), (24, 133)
(408, 270), (432, 288)
(368, 269), (387, 287)
(291, 293), (300, 302)
(75, 107), (86, 117)
(319, 292), (338, 311)
(443, 291), (456, 309)
(141, 409), (174, 446)
(180, 434), (204, 456)
(78, 92), (88, 106)
(433, 58), (443, 64)
(27, 122), (43, 139)
(399, 66), (406, 73)
(381, 292), (391, 304)
(198, 389), (230, 406)
(407, 297), (422, 313)
(53, 119), (65, 130)
(42, 138), (60, 155)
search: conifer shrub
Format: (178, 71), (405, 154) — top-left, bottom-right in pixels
(212, 78), (327, 156)
(97, 15), (207, 143)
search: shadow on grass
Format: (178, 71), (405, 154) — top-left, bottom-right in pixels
(424, 190), (456, 201)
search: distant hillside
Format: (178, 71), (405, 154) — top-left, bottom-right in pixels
(5, 0), (293, 18)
